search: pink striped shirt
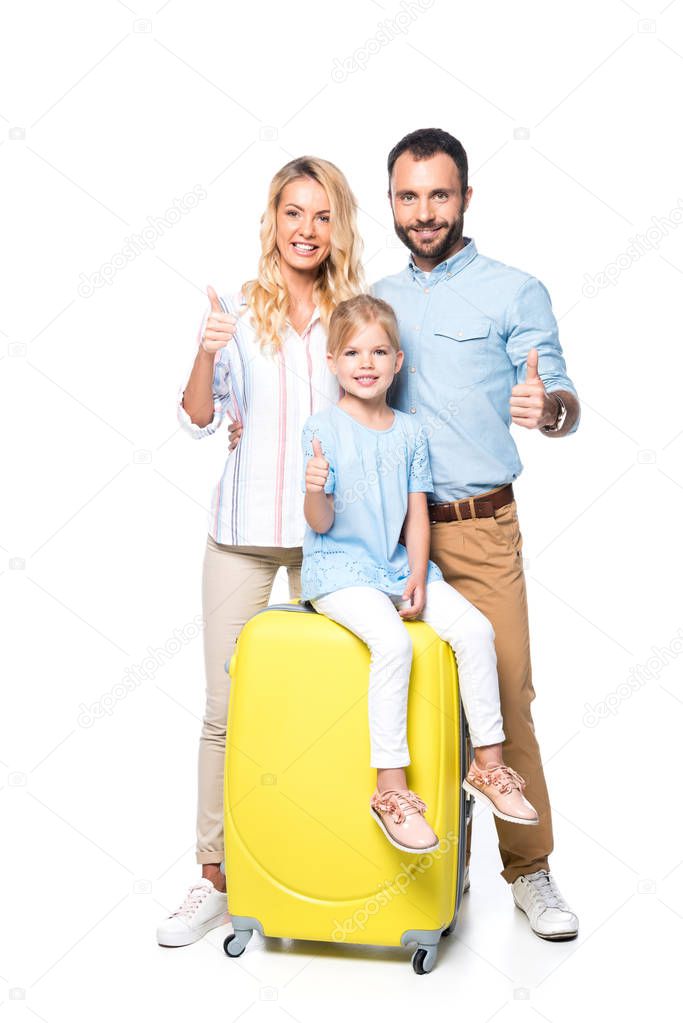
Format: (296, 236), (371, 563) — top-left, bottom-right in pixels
(177, 290), (340, 547)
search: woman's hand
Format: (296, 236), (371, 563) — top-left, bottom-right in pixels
(201, 285), (238, 354)
(399, 574), (426, 619)
(305, 437), (330, 493)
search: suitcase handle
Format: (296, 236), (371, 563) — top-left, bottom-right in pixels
(224, 601), (318, 674)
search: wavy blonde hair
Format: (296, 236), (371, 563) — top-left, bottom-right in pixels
(241, 157), (365, 353)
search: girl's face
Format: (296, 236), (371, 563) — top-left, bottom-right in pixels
(276, 177), (332, 274)
(327, 322), (404, 401)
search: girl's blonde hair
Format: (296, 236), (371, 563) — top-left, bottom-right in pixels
(241, 157), (365, 353)
(327, 294), (400, 358)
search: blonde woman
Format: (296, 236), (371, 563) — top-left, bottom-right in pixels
(157, 158), (364, 946)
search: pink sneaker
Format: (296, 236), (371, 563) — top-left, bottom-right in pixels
(462, 761), (539, 825)
(370, 788), (439, 853)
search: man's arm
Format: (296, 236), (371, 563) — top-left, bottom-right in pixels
(543, 389), (580, 438)
(505, 276), (580, 437)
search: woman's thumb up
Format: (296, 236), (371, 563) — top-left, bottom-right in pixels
(201, 285), (238, 353)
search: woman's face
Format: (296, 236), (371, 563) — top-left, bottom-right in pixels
(276, 177), (332, 274)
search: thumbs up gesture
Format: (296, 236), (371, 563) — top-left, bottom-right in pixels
(200, 285), (238, 354)
(509, 348), (558, 430)
(305, 436), (330, 493)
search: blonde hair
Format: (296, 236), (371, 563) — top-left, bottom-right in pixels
(327, 294), (400, 358)
(241, 157), (365, 353)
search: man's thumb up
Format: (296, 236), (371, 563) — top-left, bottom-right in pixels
(526, 347), (540, 382)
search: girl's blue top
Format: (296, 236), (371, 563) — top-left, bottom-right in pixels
(300, 404), (444, 602)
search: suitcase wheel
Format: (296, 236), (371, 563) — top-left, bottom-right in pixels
(224, 931), (251, 958)
(412, 945), (438, 974)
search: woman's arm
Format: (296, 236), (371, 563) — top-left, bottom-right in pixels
(182, 346), (219, 428)
(181, 285), (237, 429)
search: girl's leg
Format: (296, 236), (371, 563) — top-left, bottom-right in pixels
(311, 586), (440, 853)
(420, 580), (538, 825)
(311, 586), (414, 772)
(419, 579), (505, 750)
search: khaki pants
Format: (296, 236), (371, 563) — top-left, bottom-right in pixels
(196, 535), (302, 864)
(429, 496), (554, 884)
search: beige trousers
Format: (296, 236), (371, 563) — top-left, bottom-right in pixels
(196, 534), (302, 864)
(429, 495), (554, 884)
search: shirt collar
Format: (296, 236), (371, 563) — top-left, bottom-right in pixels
(287, 305), (321, 337)
(408, 236), (478, 284)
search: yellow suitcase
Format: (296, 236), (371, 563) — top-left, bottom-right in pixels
(223, 601), (471, 974)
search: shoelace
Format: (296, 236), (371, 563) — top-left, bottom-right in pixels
(371, 789), (428, 824)
(170, 881), (212, 919)
(525, 871), (570, 911)
(469, 762), (526, 794)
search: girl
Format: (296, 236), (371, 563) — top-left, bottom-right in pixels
(158, 158), (364, 946)
(302, 295), (538, 854)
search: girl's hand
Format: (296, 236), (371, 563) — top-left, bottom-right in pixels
(201, 285), (238, 354)
(399, 575), (426, 619)
(305, 437), (330, 493)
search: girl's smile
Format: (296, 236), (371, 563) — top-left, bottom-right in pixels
(328, 322), (403, 407)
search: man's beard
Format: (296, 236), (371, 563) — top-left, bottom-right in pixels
(393, 212), (464, 263)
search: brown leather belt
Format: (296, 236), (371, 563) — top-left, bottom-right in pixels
(428, 484), (514, 524)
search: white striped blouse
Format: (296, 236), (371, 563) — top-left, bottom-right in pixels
(177, 290), (341, 548)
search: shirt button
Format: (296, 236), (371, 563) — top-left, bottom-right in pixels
(423, 287), (429, 294)
(409, 407), (416, 414)
(409, 366), (416, 373)
(457, 330), (464, 337)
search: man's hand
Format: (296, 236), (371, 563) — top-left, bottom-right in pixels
(228, 420), (243, 452)
(398, 574), (426, 619)
(509, 348), (560, 430)
(305, 437), (330, 493)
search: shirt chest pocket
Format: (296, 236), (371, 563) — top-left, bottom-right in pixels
(432, 319), (492, 387)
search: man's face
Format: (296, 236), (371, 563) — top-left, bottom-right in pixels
(389, 151), (472, 269)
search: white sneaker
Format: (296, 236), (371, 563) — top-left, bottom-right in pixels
(156, 879), (231, 947)
(511, 869), (578, 940)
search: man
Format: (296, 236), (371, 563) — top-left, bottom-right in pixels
(371, 127), (580, 941)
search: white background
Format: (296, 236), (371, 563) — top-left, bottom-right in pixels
(2, 0), (682, 1017)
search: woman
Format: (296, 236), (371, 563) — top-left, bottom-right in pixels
(157, 157), (364, 946)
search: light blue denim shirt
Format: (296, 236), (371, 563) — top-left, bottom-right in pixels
(299, 405), (443, 602)
(372, 238), (579, 502)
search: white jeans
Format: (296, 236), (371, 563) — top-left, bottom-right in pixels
(311, 581), (506, 768)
